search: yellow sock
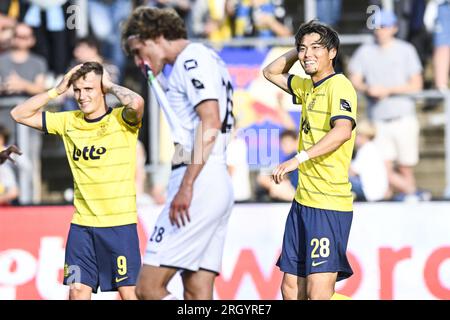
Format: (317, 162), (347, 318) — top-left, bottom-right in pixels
(331, 292), (352, 300)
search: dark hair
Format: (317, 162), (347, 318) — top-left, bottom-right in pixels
(294, 20), (340, 67)
(280, 129), (298, 141)
(69, 61), (103, 85)
(0, 124), (10, 144)
(75, 36), (101, 53)
(121, 6), (187, 55)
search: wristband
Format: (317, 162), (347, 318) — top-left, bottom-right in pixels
(295, 150), (309, 164)
(47, 88), (59, 99)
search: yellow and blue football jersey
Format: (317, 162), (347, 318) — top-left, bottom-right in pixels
(44, 107), (140, 227)
(288, 73), (357, 211)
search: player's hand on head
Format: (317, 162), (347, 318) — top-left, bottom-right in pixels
(101, 68), (113, 94)
(272, 158), (299, 184)
(169, 185), (193, 228)
(56, 64), (83, 95)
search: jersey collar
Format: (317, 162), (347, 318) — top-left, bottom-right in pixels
(84, 107), (112, 123)
(313, 73), (339, 88)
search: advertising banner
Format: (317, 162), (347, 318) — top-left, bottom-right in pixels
(1, 203), (449, 300)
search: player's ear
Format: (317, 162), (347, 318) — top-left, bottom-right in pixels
(329, 48), (337, 61)
(100, 74), (105, 95)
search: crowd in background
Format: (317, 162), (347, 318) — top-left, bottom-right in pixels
(0, 0), (449, 205)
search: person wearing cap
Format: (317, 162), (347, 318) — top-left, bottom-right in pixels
(348, 9), (424, 201)
(349, 119), (389, 202)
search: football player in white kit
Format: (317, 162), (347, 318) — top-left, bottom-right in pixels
(122, 7), (234, 300)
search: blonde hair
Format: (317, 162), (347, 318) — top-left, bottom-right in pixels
(357, 119), (376, 140)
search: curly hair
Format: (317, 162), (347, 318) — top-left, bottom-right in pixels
(121, 6), (187, 55)
(294, 20), (340, 67)
(69, 61), (103, 85)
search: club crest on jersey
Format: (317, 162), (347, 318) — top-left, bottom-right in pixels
(191, 78), (205, 89)
(73, 145), (107, 161)
(340, 99), (352, 112)
(307, 98), (316, 110)
(97, 124), (108, 136)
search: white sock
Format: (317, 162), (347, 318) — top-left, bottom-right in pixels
(162, 293), (178, 300)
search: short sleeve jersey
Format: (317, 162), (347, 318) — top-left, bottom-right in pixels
(43, 107), (140, 227)
(164, 43), (234, 163)
(288, 73), (357, 211)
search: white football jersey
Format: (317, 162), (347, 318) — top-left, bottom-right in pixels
(163, 43), (234, 163)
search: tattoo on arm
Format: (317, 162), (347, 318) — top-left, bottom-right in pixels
(109, 84), (141, 125)
(109, 84), (140, 108)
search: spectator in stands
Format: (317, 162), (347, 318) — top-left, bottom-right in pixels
(0, 22), (47, 131)
(23, 0), (71, 76)
(348, 10), (425, 201)
(0, 13), (16, 53)
(256, 129), (298, 202)
(349, 119), (389, 202)
(192, 0), (236, 41)
(0, 23), (47, 96)
(0, 0), (34, 55)
(0, 124), (19, 205)
(424, 0), (450, 91)
(88, 0), (131, 81)
(0, 22), (48, 204)
(235, 0), (291, 38)
(316, 0), (342, 27)
(71, 37), (120, 82)
(279, 129), (298, 189)
(0, 0), (29, 21)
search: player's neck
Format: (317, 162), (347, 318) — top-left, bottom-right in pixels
(166, 39), (190, 64)
(84, 100), (108, 121)
(311, 67), (335, 84)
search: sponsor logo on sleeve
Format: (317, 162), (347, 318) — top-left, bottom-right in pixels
(191, 78), (205, 89)
(184, 59), (198, 71)
(340, 99), (352, 112)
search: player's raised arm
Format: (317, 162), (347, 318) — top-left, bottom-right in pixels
(10, 64), (83, 130)
(262, 48), (299, 94)
(101, 70), (145, 125)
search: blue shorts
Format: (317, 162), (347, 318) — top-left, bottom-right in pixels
(63, 223), (141, 293)
(434, 3), (450, 47)
(276, 201), (353, 281)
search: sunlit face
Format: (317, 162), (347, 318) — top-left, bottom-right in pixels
(72, 72), (105, 118)
(127, 36), (165, 75)
(298, 33), (336, 77)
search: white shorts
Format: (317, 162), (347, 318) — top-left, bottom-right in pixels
(143, 161), (234, 273)
(374, 116), (420, 166)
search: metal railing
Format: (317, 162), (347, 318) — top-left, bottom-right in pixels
(2, 89), (450, 203)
